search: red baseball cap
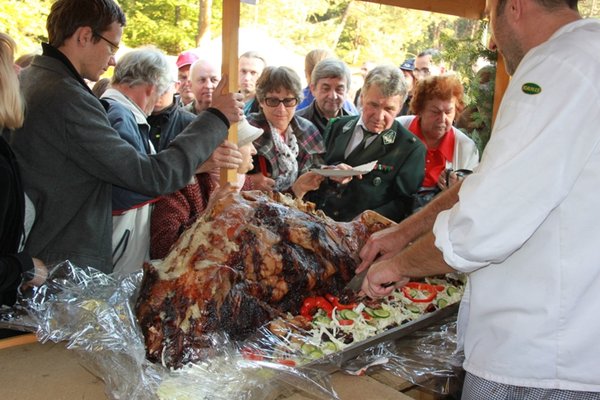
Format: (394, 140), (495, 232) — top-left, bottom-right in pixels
(176, 50), (199, 69)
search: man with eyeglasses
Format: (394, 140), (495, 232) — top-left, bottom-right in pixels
(413, 49), (445, 80)
(9, 0), (244, 273)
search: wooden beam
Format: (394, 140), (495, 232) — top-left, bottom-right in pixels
(360, 0), (486, 19)
(220, 0), (240, 185)
(0, 333), (37, 350)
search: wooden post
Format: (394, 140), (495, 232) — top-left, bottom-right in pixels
(220, 0), (240, 185)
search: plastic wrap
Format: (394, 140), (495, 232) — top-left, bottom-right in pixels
(342, 315), (464, 396)
(0, 260), (465, 399)
(0, 261), (337, 400)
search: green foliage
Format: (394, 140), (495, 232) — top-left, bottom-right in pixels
(440, 20), (496, 153)
(119, 0), (199, 54)
(0, 0), (52, 55)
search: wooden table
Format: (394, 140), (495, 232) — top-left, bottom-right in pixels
(0, 333), (443, 400)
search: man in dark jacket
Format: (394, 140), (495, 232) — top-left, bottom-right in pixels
(304, 65), (425, 222)
(296, 58), (357, 135)
(10, 0), (244, 273)
(148, 65), (196, 151)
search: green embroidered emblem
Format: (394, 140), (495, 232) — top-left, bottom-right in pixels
(381, 130), (396, 145)
(522, 83), (542, 95)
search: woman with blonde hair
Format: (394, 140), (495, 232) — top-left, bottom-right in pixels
(0, 32), (47, 316)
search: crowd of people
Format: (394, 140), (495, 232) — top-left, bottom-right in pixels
(0, 0), (490, 320)
(2, 0), (599, 398)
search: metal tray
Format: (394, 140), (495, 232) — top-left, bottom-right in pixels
(303, 302), (459, 373)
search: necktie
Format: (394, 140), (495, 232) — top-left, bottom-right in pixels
(347, 128), (377, 159)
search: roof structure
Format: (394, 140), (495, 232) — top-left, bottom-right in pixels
(360, 0), (486, 19)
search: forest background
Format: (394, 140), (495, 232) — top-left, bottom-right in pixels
(1, 0), (599, 151)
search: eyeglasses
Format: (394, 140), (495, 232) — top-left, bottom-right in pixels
(413, 67), (431, 77)
(94, 32), (120, 56)
(264, 97), (298, 108)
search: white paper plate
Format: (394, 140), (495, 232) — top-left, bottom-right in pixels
(311, 160), (378, 177)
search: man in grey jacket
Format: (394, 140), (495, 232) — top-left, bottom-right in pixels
(10, 0), (244, 273)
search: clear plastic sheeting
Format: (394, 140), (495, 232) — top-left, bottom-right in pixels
(0, 261), (464, 399)
(0, 261), (337, 400)
(342, 316), (465, 396)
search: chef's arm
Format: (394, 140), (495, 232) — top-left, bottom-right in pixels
(404, 181), (462, 242)
(357, 182), (461, 273)
(361, 231), (455, 298)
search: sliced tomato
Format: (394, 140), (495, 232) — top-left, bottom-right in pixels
(276, 359), (297, 367)
(241, 347), (264, 361)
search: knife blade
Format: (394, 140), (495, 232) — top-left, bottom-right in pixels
(343, 269), (369, 292)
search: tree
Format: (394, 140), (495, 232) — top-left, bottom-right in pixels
(197, 0), (212, 47)
(0, 0), (52, 55)
(119, 0), (199, 54)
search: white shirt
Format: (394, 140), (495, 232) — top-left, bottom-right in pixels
(433, 19), (600, 391)
(344, 118), (379, 158)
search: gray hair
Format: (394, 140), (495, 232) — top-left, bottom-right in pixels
(311, 58), (352, 91)
(363, 65), (408, 102)
(111, 47), (171, 96)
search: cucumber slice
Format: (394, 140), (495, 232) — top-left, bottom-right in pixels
(301, 343), (318, 355)
(364, 307), (375, 317)
(322, 341), (337, 352)
(406, 304), (421, 313)
(372, 308), (391, 318)
(313, 315), (332, 325)
(339, 309), (359, 320)
(308, 350), (324, 359)
(436, 298), (449, 309)
(446, 286), (459, 296)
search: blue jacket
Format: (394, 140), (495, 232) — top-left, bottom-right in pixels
(102, 91), (155, 211)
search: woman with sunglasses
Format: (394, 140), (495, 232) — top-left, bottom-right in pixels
(246, 66), (325, 192)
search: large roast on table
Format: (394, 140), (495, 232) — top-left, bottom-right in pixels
(135, 190), (392, 368)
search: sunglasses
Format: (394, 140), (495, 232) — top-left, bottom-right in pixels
(264, 97), (298, 108)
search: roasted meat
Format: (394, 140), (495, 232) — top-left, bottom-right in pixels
(135, 191), (392, 368)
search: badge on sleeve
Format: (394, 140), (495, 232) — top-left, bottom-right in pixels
(522, 83), (541, 95)
(381, 130), (396, 145)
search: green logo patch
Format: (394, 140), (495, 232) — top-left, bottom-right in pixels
(522, 83), (542, 95)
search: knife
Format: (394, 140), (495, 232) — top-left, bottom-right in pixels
(343, 269), (369, 292)
(343, 269), (400, 293)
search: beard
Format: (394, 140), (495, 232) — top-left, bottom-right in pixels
(494, 4), (526, 76)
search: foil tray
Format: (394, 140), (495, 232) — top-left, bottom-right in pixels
(303, 302), (459, 373)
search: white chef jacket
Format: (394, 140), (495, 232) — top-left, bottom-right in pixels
(433, 19), (600, 391)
